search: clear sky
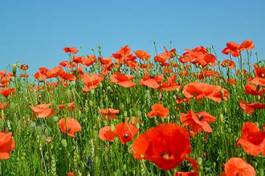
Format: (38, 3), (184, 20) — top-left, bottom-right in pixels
(0, 0), (264, 72)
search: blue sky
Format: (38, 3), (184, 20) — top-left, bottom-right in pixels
(0, 0), (264, 72)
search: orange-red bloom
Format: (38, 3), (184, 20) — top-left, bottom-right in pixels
(64, 47), (78, 54)
(154, 48), (176, 66)
(222, 41), (240, 57)
(46, 66), (64, 78)
(180, 110), (216, 136)
(197, 69), (220, 80)
(99, 122), (138, 144)
(237, 122), (265, 156)
(0, 88), (16, 97)
(0, 132), (15, 160)
(239, 39), (255, 51)
(114, 122), (138, 144)
(182, 82), (229, 103)
(179, 46), (216, 67)
(110, 72), (136, 88)
(141, 74), (180, 91)
(239, 101), (265, 115)
(31, 103), (54, 118)
(98, 126), (116, 142)
(132, 123), (191, 170)
(140, 74), (163, 89)
(175, 172), (198, 176)
(221, 157), (256, 176)
(81, 73), (104, 92)
(147, 103), (169, 118)
(244, 83), (265, 96)
(34, 67), (49, 81)
(82, 55), (96, 67)
(134, 50), (151, 61)
(58, 118), (81, 137)
(112, 45), (136, 64)
(248, 77), (265, 87)
(159, 75), (181, 91)
(58, 102), (75, 111)
(254, 64), (265, 78)
(66, 171), (75, 176)
(221, 59), (235, 69)
(99, 108), (119, 120)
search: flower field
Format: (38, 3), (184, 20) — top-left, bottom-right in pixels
(0, 40), (265, 176)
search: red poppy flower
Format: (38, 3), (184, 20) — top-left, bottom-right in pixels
(58, 102), (75, 111)
(0, 88), (16, 97)
(72, 56), (83, 64)
(81, 73), (104, 92)
(82, 55), (96, 67)
(59, 70), (76, 81)
(59, 61), (76, 68)
(226, 78), (237, 85)
(159, 75), (181, 91)
(179, 46), (216, 67)
(222, 41), (240, 57)
(221, 59), (235, 69)
(99, 108), (119, 120)
(46, 66), (64, 78)
(67, 171), (75, 176)
(112, 45), (136, 64)
(114, 122), (138, 144)
(98, 126), (116, 142)
(134, 50), (151, 60)
(34, 67), (48, 81)
(20, 64), (29, 70)
(31, 103), (54, 118)
(175, 172), (198, 176)
(253, 64), (265, 78)
(140, 74), (163, 89)
(58, 118), (81, 137)
(180, 110), (216, 136)
(244, 83), (265, 96)
(237, 122), (265, 156)
(110, 72), (136, 88)
(197, 69), (220, 80)
(132, 123), (191, 170)
(147, 103), (169, 118)
(240, 39), (255, 51)
(248, 77), (265, 87)
(99, 58), (113, 75)
(239, 101), (265, 115)
(0, 132), (15, 160)
(182, 82), (229, 103)
(154, 48), (176, 66)
(0, 73), (13, 87)
(64, 47), (78, 54)
(176, 97), (190, 104)
(221, 157), (256, 176)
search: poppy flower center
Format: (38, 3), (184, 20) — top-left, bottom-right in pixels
(123, 133), (130, 139)
(161, 152), (174, 160)
(198, 115), (204, 121)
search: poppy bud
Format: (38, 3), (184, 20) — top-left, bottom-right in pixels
(220, 114), (224, 122)
(61, 139), (67, 147)
(52, 116), (59, 122)
(12, 64), (17, 77)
